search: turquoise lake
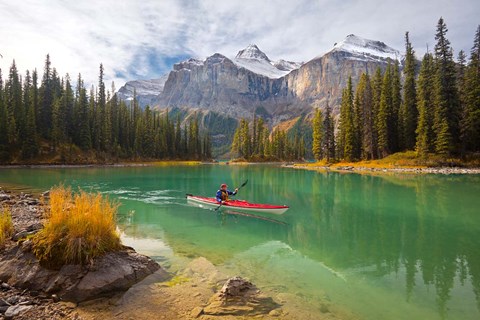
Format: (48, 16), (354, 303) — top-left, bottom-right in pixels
(1, 165), (479, 319)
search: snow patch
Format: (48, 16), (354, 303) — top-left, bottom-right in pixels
(317, 34), (402, 62)
(233, 44), (301, 78)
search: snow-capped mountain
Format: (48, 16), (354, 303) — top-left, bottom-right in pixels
(326, 34), (401, 62)
(118, 35), (402, 123)
(233, 44), (302, 78)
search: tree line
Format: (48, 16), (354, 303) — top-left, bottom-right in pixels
(313, 18), (480, 162)
(231, 115), (305, 161)
(0, 56), (211, 163)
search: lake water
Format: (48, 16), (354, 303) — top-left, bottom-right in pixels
(1, 165), (479, 319)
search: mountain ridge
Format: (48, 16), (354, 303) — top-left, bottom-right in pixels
(117, 34), (402, 123)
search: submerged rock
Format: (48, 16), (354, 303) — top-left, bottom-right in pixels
(203, 276), (281, 316)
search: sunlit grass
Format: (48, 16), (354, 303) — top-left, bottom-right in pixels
(32, 185), (121, 267)
(0, 207), (14, 247)
(151, 161), (202, 166)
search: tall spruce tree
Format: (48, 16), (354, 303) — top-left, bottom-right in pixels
(339, 77), (355, 161)
(22, 70), (39, 159)
(433, 17), (459, 155)
(6, 61), (22, 145)
(416, 53), (435, 157)
(356, 74), (375, 160)
(322, 101), (335, 162)
(312, 108), (323, 160)
(39, 54), (53, 139)
(462, 25), (480, 153)
(0, 69), (9, 160)
(372, 67), (383, 158)
(401, 32), (418, 150)
(391, 61), (402, 152)
(377, 63), (393, 157)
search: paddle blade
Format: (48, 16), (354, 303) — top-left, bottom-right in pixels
(240, 179), (248, 188)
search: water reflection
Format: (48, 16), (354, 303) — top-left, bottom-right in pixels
(1, 166), (479, 319)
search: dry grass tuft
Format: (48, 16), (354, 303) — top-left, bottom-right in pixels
(32, 185), (121, 267)
(0, 207), (14, 247)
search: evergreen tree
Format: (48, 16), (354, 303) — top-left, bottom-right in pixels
(39, 54), (53, 139)
(462, 25), (480, 153)
(322, 101), (335, 162)
(0, 69), (9, 160)
(391, 61), (402, 152)
(356, 74), (375, 159)
(339, 77), (355, 161)
(416, 54), (435, 157)
(377, 63), (393, 157)
(312, 108), (323, 160)
(75, 74), (91, 150)
(372, 67), (383, 158)
(21, 70), (39, 159)
(433, 17), (459, 155)
(401, 32), (418, 150)
(5, 60), (22, 145)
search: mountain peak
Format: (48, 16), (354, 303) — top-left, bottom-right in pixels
(235, 44), (271, 62)
(331, 34), (400, 61)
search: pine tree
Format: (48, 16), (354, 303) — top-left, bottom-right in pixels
(5, 60), (22, 145)
(416, 54), (435, 157)
(462, 25), (480, 152)
(0, 69), (9, 160)
(339, 77), (355, 161)
(74, 74), (91, 150)
(391, 61), (402, 152)
(433, 17), (460, 155)
(401, 32), (418, 150)
(312, 108), (323, 160)
(21, 70), (39, 159)
(372, 67), (383, 158)
(353, 87), (362, 159)
(377, 63), (393, 157)
(39, 54), (53, 139)
(356, 74), (375, 159)
(322, 101), (335, 161)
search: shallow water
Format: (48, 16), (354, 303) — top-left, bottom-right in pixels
(1, 165), (479, 319)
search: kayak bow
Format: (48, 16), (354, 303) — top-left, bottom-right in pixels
(186, 195), (289, 215)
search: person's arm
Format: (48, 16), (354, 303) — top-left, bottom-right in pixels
(229, 188), (239, 196)
(216, 190), (223, 203)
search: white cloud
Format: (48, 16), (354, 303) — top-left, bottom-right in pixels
(0, 0), (478, 89)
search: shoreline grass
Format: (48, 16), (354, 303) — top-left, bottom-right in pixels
(0, 207), (14, 248)
(32, 185), (121, 268)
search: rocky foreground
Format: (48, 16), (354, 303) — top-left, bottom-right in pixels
(1, 188), (353, 320)
(0, 189), (159, 319)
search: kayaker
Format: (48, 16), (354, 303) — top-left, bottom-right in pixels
(216, 183), (238, 204)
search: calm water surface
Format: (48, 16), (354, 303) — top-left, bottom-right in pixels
(1, 165), (479, 320)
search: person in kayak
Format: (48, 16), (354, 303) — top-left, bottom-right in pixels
(216, 183), (238, 204)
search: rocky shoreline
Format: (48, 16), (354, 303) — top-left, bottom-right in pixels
(0, 189), (160, 319)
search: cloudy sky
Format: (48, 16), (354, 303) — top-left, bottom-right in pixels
(1, 0), (478, 89)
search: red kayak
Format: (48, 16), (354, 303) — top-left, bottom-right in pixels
(186, 195), (289, 215)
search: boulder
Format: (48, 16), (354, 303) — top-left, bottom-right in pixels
(4, 304), (33, 319)
(203, 276), (280, 316)
(0, 245), (160, 303)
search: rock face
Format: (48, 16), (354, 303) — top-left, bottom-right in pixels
(0, 244), (160, 303)
(118, 35), (400, 124)
(116, 74), (169, 108)
(203, 276), (280, 316)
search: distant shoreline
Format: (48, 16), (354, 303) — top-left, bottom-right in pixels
(287, 163), (480, 175)
(1, 160), (479, 175)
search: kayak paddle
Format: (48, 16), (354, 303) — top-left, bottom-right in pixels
(215, 179), (248, 211)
